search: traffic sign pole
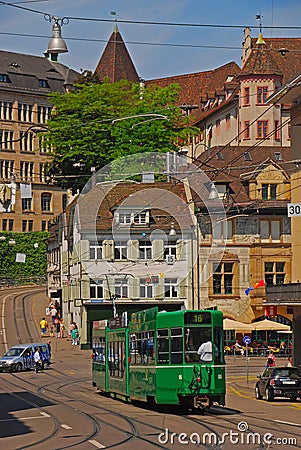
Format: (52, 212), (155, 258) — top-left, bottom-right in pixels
(243, 336), (251, 383)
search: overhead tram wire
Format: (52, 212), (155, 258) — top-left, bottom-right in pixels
(0, 0), (47, 14)
(1, 1), (301, 31)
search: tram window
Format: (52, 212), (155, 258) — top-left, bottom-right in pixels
(130, 331), (155, 365)
(92, 336), (106, 364)
(108, 340), (125, 378)
(146, 331), (155, 364)
(214, 327), (225, 364)
(184, 327), (215, 363)
(170, 328), (183, 364)
(157, 328), (169, 364)
(130, 334), (138, 364)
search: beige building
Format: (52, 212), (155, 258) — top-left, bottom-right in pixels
(0, 50), (79, 232)
(265, 73), (301, 365)
(54, 180), (197, 348)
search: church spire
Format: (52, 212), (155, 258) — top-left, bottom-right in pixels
(94, 27), (139, 83)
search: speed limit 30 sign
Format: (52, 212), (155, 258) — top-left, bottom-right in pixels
(287, 203), (301, 217)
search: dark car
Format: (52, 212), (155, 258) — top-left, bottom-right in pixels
(255, 366), (301, 402)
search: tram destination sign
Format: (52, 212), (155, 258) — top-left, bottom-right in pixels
(287, 203), (301, 217)
(184, 312), (211, 325)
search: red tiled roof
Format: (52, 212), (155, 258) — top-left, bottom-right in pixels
(240, 42), (282, 77)
(76, 181), (194, 231)
(249, 37), (301, 84)
(146, 62), (241, 122)
(191, 145), (293, 206)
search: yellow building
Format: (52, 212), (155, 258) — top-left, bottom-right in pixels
(0, 50), (79, 232)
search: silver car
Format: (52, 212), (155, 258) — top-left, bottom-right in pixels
(0, 343), (50, 373)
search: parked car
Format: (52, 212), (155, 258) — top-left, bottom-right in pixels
(0, 343), (50, 373)
(255, 366), (301, 402)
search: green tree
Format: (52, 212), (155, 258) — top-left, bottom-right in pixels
(45, 79), (197, 192)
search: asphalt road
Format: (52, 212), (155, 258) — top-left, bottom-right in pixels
(0, 287), (300, 450)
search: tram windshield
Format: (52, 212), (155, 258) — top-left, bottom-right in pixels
(184, 327), (224, 364)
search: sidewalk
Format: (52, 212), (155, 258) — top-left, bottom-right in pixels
(32, 288), (88, 362)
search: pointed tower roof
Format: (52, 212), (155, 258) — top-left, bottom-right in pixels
(94, 26), (139, 83)
(240, 31), (282, 78)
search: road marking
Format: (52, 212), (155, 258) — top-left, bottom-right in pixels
(88, 440), (105, 448)
(63, 370), (76, 375)
(61, 424), (72, 429)
(40, 412), (50, 417)
(274, 419), (300, 427)
(1, 294), (9, 352)
(0, 415), (48, 422)
(228, 386), (250, 398)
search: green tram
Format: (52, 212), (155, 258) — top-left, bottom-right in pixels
(92, 307), (226, 411)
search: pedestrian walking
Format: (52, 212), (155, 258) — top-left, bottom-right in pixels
(39, 317), (48, 338)
(34, 347), (42, 373)
(266, 351), (276, 368)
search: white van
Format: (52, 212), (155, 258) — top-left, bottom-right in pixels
(0, 343), (51, 373)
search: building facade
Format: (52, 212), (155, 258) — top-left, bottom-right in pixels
(46, 25), (301, 345)
(0, 50), (79, 232)
(50, 180), (198, 348)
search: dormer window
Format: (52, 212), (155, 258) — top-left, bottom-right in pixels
(0, 74), (10, 83)
(244, 151), (252, 161)
(133, 212), (147, 224)
(119, 213), (131, 224)
(115, 210), (149, 225)
(274, 152), (282, 161)
(39, 79), (50, 88)
(262, 183), (277, 200)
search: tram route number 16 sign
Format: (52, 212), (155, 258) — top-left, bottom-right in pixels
(287, 203), (301, 217)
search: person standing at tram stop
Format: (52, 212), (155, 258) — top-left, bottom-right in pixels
(197, 331), (218, 363)
(59, 317), (65, 338)
(71, 325), (79, 346)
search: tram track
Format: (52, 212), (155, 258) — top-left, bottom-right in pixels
(1, 288), (300, 449)
(7, 371), (167, 449)
(13, 290), (40, 344)
(4, 356), (301, 450)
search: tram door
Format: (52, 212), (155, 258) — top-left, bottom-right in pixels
(107, 329), (129, 397)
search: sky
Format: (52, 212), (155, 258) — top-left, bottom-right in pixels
(1, 0), (301, 79)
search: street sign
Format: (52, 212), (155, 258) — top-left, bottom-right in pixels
(287, 203), (301, 217)
(243, 335), (251, 345)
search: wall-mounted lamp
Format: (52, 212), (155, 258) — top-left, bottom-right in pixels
(169, 223), (177, 236)
(208, 183), (219, 200)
